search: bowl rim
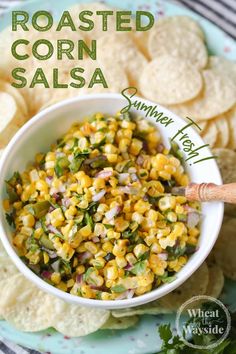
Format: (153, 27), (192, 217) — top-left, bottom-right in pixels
(0, 93), (224, 309)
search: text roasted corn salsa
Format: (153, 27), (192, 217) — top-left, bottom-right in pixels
(4, 112), (201, 300)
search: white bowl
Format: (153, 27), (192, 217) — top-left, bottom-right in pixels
(0, 94), (223, 309)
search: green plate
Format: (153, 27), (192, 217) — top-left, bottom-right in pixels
(0, 0), (235, 353)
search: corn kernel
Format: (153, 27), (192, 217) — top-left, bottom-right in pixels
(34, 227), (44, 239)
(135, 284), (152, 296)
(119, 138), (130, 152)
(134, 200), (150, 214)
(116, 256), (127, 268)
(166, 211), (177, 223)
(84, 241), (98, 254)
(176, 196), (187, 204)
(51, 272), (61, 285)
(21, 214), (35, 228)
(102, 241), (113, 253)
(107, 230), (120, 240)
(35, 180), (48, 192)
(114, 217), (129, 232)
(159, 171), (171, 180)
(133, 244), (149, 259)
(3, 199), (10, 211)
(113, 242), (127, 257)
(45, 152), (56, 161)
(13, 201), (23, 210)
(67, 279), (75, 288)
(158, 196), (176, 211)
(43, 251), (50, 264)
(189, 227), (200, 237)
(129, 139), (143, 156)
(101, 292), (113, 300)
(50, 208), (65, 227)
(13, 234), (25, 248)
(80, 175), (92, 188)
(93, 178), (105, 189)
(132, 212), (143, 224)
(146, 181), (164, 197)
(126, 253), (137, 265)
(105, 266), (118, 280)
(76, 265), (85, 274)
(151, 154), (168, 170)
(79, 225), (92, 238)
(81, 285), (93, 298)
(90, 256), (106, 269)
(57, 242), (75, 260)
(137, 271), (154, 287)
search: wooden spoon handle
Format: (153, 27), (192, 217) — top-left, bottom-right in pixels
(186, 183), (236, 204)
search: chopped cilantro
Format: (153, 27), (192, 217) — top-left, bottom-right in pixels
(5, 213), (15, 227)
(130, 261), (147, 275)
(111, 284), (126, 293)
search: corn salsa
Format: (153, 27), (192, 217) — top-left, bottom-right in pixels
(4, 112), (201, 300)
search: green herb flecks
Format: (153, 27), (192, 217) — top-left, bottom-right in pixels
(130, 261), (147, 275)
(111, 284), (126, 293)
(26, 201), (50, 219)
(6, 213), (15, 227)
(55, 157), (70, 177)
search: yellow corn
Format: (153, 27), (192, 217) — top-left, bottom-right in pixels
(51, 272), (61, 285)
(133, 244), (149, 259)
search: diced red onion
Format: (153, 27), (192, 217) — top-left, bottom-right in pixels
(136, 155), (144, 166)
(76, 274), (83, 284)
(48, 224), (60, 235)
(92, 236), (100, 243)
(142, 141), (148, 152)
(157, 144), (164, 153)
(116, 289), (135, 300)
(54, 193), (61, 202)
(158, 253), (168, 261)
(126, 289), (135, 299)
(95, 170), (113, 179)
(90, 285), (104, 290)
(131, 173), (138, 182)
(92, 189), (106, 202)
(187, 212), (200, 229)
(62, 197), (71, 208)
(46, 176), (53, 186)
(105, 206), (121, 221)
(41, 270), (52, 279)
(124, 263), (132, 270)
(78, 251), (92, 263)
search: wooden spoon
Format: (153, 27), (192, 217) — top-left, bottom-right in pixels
(172, 183), (236, 204)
